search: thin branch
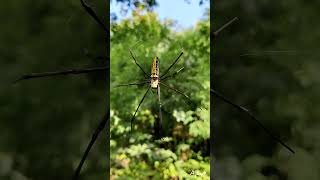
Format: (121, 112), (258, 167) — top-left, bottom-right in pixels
(14, 66), (108, 83)
(214, 17), (238, 36)
(72, 111), (109, 180)
(80, 0), (108, 33)
(210, 88), (295, 154)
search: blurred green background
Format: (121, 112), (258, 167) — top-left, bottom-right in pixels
(214, 0), (320, 180)
(110, 2), (210, 179)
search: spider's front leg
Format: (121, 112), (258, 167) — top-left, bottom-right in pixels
(160, 52), (183, 78)
(129, 50), (149, 79)
(160, 67), (184, 82)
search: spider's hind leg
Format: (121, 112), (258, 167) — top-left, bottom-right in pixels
(160, 52), (184, 78)
(154, 85), (163, 139)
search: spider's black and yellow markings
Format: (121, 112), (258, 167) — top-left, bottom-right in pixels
(116, 50), (186, 133)
(150, 56), (159, 89)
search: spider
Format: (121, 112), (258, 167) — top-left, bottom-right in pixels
(114, 48), (194, 134)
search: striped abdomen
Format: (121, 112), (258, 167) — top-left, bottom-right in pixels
(150, 56), (159, 88)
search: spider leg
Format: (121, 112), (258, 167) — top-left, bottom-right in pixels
(114, 81), (149, 88)
(129, 50), (149, 78)
(160, 82), (191, 102)
(156, 85), (163, 137)
(14, 66), (108, 83)
(160, 52), (183, 78)
(72, 111), (109, 180)
(160, 67), (184, 81)
(160, 82), (203, 110)
(211, 88), (295, 154)
(80, 0), (108, 33)
(150, 88), (157, 94)
(130, 86), (151, 130)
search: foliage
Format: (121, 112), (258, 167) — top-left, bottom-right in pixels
(110, 9), (210, 179)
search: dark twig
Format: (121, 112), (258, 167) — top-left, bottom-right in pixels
(80, 0), (108, 33)
(14, 66), (108, 83)
(214, 17), (238, 36)
(72, 111), (110, 180)
(210, 89), (295, 154)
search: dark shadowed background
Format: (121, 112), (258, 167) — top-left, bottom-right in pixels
(213, 0), (320, 180)
(0, 0), (107, 179)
